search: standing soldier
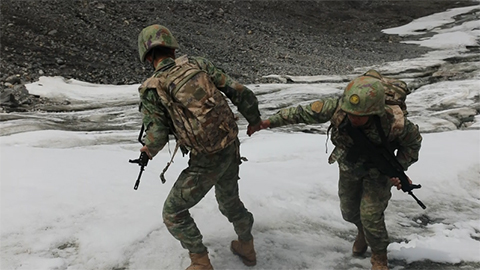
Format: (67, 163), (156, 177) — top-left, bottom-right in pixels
(137, 24), (261, 270)
(249, 75), (422, 270)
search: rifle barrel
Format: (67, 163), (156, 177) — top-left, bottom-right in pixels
(408, 191), (427, 209)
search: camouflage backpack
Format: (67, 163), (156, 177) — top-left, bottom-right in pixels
(143, 55), (238, 154)
(363, 69), (410, 115)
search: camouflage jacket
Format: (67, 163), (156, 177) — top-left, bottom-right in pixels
(268, 98), (422, 170)
(138, 56), (261, 157)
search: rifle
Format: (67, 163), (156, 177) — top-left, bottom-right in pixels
(129, 124), (149, 190)
(344, 118), (426, 209)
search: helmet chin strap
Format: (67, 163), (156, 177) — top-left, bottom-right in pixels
(148, 51), (157, 70)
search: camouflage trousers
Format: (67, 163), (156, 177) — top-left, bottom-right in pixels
(162, 139), (254, 254)
(337, 159), (392, 253)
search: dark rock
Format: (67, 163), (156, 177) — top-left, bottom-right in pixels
(1, 88), (18, 107)
(5, 74), (21, 85)
(0, 84), (31, 109)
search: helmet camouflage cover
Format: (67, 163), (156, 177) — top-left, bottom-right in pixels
(340, 76), (385, 116)
(138, 24), (179, 62)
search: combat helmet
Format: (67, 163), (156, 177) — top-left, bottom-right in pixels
(340, 76), (385, 116)
(138, 24), (179, 62)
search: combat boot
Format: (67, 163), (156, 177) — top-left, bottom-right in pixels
(186, 251), (213, 270)
(230, 238), (256, 266)
(352, 227), (368, 256)
(371, 252), (389, 270)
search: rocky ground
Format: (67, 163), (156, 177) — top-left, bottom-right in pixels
(0, 0), (475, 111)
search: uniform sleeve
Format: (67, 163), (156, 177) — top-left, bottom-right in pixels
(139, 88), (171, 158)
(395, 118), (422, 170)
(192, 57), (261, 126)
(268, 98), (339, 128)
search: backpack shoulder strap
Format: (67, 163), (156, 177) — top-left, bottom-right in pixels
(329, 104), (346, 128)
(373, 115), (397, 156)
(140, 76), (161, 89)
(386, 105), (405, 140)
(175, 54), (189, 65)
(140, 60), (175, 93)
(138, 75), (161, 95)
(162, 55), (204, 97)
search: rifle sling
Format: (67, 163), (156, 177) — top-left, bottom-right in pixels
(344, 118), (402, 176)
(373, 115), (395, 155)
(347, 117), (426, 209)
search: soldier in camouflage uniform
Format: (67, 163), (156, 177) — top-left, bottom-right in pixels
(137, 24), (261, 270)
(249, 76), (422, 270)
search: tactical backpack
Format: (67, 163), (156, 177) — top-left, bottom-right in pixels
(363, 69), (410, 115)
(142, 55), (238, 155)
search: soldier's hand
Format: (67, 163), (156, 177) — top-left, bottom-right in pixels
(140, 145), (153, 160)
(390, 177), (412, 190)
(260, 119), (271, 129)
(247, 120), (271, 136)
(247, 123), (261, 137)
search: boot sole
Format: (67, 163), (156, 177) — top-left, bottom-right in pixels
(230, 246), (257, 266)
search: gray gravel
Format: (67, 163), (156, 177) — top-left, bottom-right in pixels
(0, 0), (475, 86)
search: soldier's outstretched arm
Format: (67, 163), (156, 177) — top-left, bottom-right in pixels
(268, 98), (339, 128)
